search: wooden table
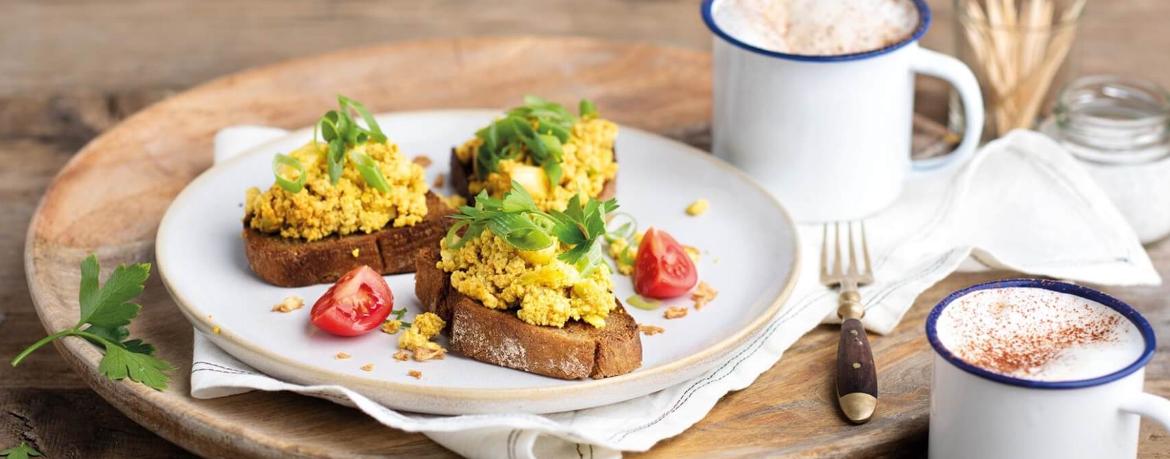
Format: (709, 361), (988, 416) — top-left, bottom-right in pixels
(3, 1), (1169, 457)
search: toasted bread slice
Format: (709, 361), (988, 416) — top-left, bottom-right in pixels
(415, 247), (642, 379)
(448, 149), (617, 206)
(242, 192), (455, 287)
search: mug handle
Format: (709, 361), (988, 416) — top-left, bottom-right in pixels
(1120, 391), (1170, 431)
(907, 48), (984, 177)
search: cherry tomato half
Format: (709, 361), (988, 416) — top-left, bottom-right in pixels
(309, 265), (394, 336)
(633, 227), (698, 299)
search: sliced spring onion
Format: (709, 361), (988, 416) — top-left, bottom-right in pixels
(338, 95), (388, 143)
(326, 139), (345, 185)
(604, 212), (638, 243)
(350, 150), (391, 193)
(626, 295), (662, 311)
(579, 99), (597, 117)
(272, 154), (305, 194)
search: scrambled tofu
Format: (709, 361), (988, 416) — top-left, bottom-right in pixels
(381, 319), (402, 335)
(245, 140), (429, 242)
(607, 231), (644, 276)
(398, 312), (445, 352)
(686, 199), (710, 216)
(454, 117), (618, 211)
(437, 230), (618, 328)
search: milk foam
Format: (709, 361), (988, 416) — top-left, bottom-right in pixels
(936, 287), (1144, 382)
(712, 0), (920, 56)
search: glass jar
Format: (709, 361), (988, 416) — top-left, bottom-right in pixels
(1040, 75), (1170, 243)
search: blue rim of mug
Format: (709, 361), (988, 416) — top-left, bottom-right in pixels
(925, 279), (1156, 389)
(700, 0), (932, 63)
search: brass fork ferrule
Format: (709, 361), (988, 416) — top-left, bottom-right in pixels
(837, 291), (865, 320)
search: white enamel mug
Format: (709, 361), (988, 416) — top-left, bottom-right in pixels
(927, 279), (1170, 459)
(701, 0), (984, 222)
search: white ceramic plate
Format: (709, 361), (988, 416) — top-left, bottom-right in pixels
(157, 110), (799, 414)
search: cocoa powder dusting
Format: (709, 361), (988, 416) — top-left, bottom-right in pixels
(944, 289), (1127, 378)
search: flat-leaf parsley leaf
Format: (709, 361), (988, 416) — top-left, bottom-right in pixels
(0, 442), (40, 459)
(11, 254), (174, 390)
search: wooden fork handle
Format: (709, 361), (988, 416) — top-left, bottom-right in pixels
(836, 318), (877, 424)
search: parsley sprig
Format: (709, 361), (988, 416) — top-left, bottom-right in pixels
(273, 95), (392, 194)
(472, 95), (598, 186)
(446, 182), (618, 274)
(0, 443), (39, 459)
(11, 254), (174, 390)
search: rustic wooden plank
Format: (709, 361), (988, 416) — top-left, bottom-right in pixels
(3, 0), (1168, 95)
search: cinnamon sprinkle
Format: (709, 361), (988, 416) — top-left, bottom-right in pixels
(944, 289), (1127, 379)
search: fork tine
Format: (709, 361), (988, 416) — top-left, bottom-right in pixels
(847, 222), (859, 276)
(833, 222), (843, 278)
(861, 221), (873, 277)
(820, 223), (830, 281)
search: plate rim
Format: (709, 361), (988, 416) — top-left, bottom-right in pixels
(156, 108), (801, 402)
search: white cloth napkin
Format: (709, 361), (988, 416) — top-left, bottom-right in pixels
(191, 127), (1159, 459)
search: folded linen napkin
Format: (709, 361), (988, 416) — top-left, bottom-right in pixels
(192, 127), (1159, 459)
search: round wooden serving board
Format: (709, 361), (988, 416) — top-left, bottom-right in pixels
(24, 36), (1170, 459)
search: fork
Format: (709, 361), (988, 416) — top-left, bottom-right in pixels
(820, 221), (877, 424)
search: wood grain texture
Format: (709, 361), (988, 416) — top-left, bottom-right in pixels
(837, 318), (878, 398)
(6, 0), (1170, 457)
(18, 35), (1170, 459)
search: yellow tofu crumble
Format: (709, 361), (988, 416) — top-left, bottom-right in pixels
(245, 140), (429, 242)
(454, 117), (618, 211)
(686, 199), (710, 216)
(381, 319), (402, 334)
(438, 231), (617, 328)
(398, 312), (445, 352)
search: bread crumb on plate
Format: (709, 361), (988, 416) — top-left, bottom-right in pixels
(413, 346), (446, 361)
(692, 281), (718, 310)
(393, 350), (411, 361)
(335, 352), (351, 360)
(408, 370), (422, 379)
(272, 295), (304, 313)
(664, 307), (688, 319)
(413, 156), (432, 167)
(433, 173), (445, 188)
(360, 363), (375, 372)
(639, 324), (665, 335)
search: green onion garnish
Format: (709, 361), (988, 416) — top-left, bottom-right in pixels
(445, 181), (618, 274)
(350, 151), (391, 193)
(579, 99), (597, 118)
(604, 212), (637, 243)
(307, 95), (392, 191)
(472, 96), (597, 183)
(626, 295), (662, 311)
(272, 154), (305, 193)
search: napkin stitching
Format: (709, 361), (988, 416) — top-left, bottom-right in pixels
(193, 360), (259, 375)
(610, 285), (835, 442)
(867, 249), (965, 311)
(872, 167), (967, 270)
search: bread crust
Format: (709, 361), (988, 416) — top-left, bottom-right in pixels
(242, 192), (454, 287)
(414, 247), (642, 379)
